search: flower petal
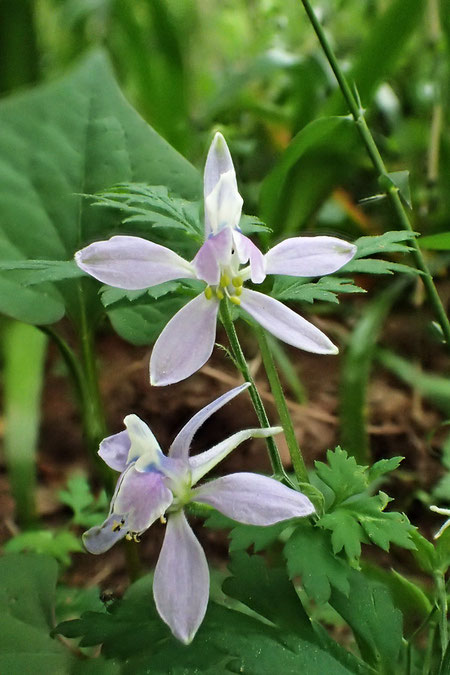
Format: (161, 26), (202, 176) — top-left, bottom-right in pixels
(192, 227), (233, 285)
(232, 231), (266, 283)
(265, 236), (357, 277)
(189, 426), (282, 485)
(204, 132), (237, 200)
(169, 382), (251, 460)
(98, 430), (131, 472)
(114, 466), (173, 533)
(123, 414), (162, 467)
(83, 514), (129, 554)
(150, 293), (219, 386)
(193, 473), (315, 525)
(75, 235), (195, 290)
(154, 510), (209, 644)
(204, 172), (243, 236)
(240, 288), (338, 354)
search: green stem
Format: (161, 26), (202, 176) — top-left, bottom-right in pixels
(254, 326), (309, 484)
(299, 0), (450, 350)
(219, 299), (293, 487)
(436, 572), (448, 661)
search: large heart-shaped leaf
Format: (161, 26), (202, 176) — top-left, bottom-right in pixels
(0, 50), (200, 325)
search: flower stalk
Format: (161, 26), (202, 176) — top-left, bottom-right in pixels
(254, 325), (309, 484)
(298, 0), (450, 350)
(219, 299), (293, 486)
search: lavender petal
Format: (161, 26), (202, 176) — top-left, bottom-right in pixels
(169, 383), (251, 460)
(150, 293), (219, 386)
(75, 235), (195, 290)
(154, 510), (209, 644)
(193, 473), (315, 525)
(240, 288), (338, 354)
(265, 236), (357, 277)
(189, 426), (282, 485)
(98, 430), (131, 472)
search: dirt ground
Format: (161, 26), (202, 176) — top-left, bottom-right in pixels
(0, 297), (448, 595)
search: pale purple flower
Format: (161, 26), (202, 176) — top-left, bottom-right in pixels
(83, 383), (315, 643)
(75, 133), (357, 386)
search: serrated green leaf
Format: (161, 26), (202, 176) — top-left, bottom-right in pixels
(271, 276), (365, 304)
(320, 493), (415, 565)
(55, 570), (365, 674)
(4, 530), (83, 566)
(91, 183), (203, 243)
(314, 447), (367, 505)
(352, 231), (417, 259)
(58, 474), (108, 528)
(341, 258), (416, 275)
(229, 521), (289, 553)
(319, 511), (365, 564)
(284, 525), (350, 604)
(367, 456), (404, 484)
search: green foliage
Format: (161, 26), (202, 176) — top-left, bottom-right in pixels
(340, 231), (418, 276)
(330, 570), (403, 675)
(272, 231), (417, 308)
(55, 555), (369, 674)
(0, 50), (200, 328)
(58, 474), (108, 528)
(271, 276), (365, 304)
(0, 553), (114, 674)
(419, 232), (450, 250)
(91, 183), (204, 244)
(315, 448), (415, 566)
(284, 524), (350, 604)
(4, 530), (82, 566)
(260, 116), (356, 229)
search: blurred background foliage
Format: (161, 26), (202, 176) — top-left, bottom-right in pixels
(1, 0), (448, 239)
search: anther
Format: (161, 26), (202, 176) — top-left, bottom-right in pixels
(234, 286), (242, 296)
(229, 295), (241, 306)
(125, 532), (133, 541)
(232, 276), (243, 288)
(204, 286), (213, 300)
(216, 288), (224, 300)
(220, 273), (231, 288)
(160, 515), (167, 525)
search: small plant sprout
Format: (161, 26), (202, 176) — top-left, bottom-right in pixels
(83, 383), (315, 643)
(75, 132), (357, 386)
(430, 504), (450, 539)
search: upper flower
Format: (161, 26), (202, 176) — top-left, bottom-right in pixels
(75, 133), (357, 386)
(83, 383), (315, 643)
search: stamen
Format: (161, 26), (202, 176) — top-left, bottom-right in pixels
(125, 532), (133, 541)
(232, 276), (243, 288)
(220, 273), (231, 288)
(216, 288), (224, 300)
(132, 533), (141, 543)
(112, 519), (124, 532)
(234, 286), (242, 296)
(160, 515), (167, 524)
(229, 295), (241, 306)
(204, 286), (213, 300)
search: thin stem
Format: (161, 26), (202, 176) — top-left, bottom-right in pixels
(299, 0), (450, 349)
(254, 326), (309, 484)
(220, 299), (294, 487)
(436, 572), (448, 661)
